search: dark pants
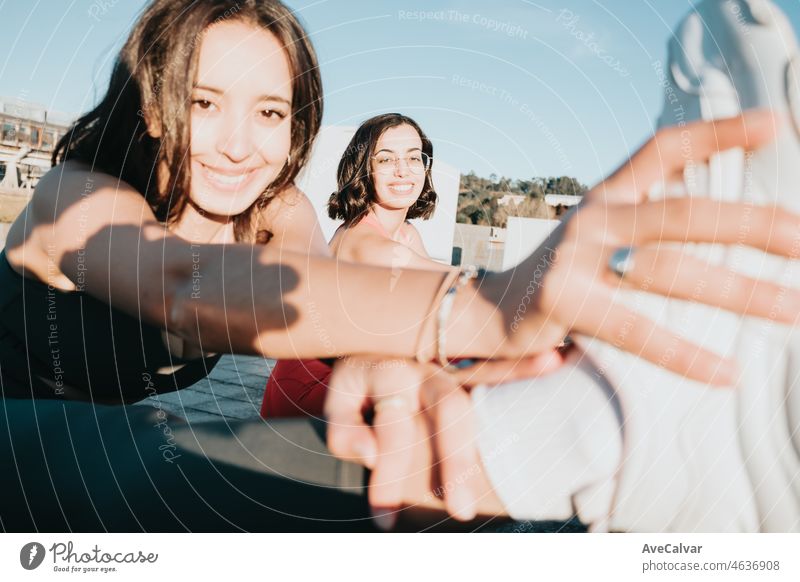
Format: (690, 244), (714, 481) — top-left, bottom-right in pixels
(0, 397), (374, 532)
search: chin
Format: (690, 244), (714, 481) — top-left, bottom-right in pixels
(375, 192), (423, 211)
(190, 161), (278, 217)
(384, 198), (419, 211)
(190, 191), (263, 218)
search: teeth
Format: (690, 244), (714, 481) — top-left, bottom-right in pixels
(212, 174), (245, 185)
(204, 166), (250, 185)
(391, 184), (413, 192)
(209, 172), (246, 185)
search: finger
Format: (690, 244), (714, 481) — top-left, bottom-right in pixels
(422, 373), (481, 521)
(451, 350), (564, 387)
(607, 246), (800, 326)
(620, 199), (800, 258)
(368, 366), (423, 530)
(324, 357), (377, 468)
(598, 110), (777, 203)
(578, 297), (737, 386)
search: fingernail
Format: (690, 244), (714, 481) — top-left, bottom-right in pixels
(371, 507), (397, 531)
(449, 489), (477, 522)
(354, 441), (376, 469)
(538, 349), (563, 372)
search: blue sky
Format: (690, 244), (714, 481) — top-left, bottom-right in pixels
(1, 0), (799, 186)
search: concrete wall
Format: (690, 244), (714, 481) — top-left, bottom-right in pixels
(0, 222), (9, 250)
(502, 216), (560, 270)
(451, 223), (505, 271)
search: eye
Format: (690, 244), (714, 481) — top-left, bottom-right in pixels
(191, 99), (216, 111)
(375, 155), (394, 165)
(408, 154), (423, 163)
(261, 109), (287, 121)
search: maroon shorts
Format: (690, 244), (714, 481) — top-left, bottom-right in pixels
(261, 359), (333, 418)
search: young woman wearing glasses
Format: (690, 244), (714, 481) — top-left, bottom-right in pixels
(260, 113), (458, 418)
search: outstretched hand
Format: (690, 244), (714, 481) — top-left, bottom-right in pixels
(324, 352), (561, 529)
(494, 110), (797, 384)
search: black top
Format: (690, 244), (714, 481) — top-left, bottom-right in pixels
(0, 250), (220, 403)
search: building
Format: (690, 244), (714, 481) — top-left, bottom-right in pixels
(544, 193), (582, 217)
(0, 96), (73, 190)
(497, 193), (526, 206)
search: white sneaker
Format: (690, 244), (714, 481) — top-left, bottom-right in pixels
(473, 0), (800, 532)
(577, 0), (800, 532)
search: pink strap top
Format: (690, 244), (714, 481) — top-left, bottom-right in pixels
(360, 213), (415, 245)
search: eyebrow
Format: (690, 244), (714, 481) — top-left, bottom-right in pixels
(193, 84), (291, 106)
(374, 147), (422, 154)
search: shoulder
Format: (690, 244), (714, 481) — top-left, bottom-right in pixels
(328, 223), (348, 249)
(351, 235), (413, 267)
(33, 161), (153, 226)
(403, 222), (424, 242)
(6, 162), (160, 290)
(275, 183), (311, 206)
(38, 161), (143, 200)
(401, 222), (429, 256)
(257, 184), (317, 225)
(255, 184), (329, 255)
(38, 161), (145, 202)
(332, 223), (396, 266)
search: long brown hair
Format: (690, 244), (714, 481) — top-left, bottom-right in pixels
(53, 0), (323, 242)
(327, 113), (437, 224)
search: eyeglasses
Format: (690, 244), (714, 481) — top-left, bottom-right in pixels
(370, 152), (431, 175)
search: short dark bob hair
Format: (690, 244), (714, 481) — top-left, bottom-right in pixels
(327, 113), (437, 224)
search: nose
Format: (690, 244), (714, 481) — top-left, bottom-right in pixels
(393, 157), (411, 177)
(216, 111), (253, 163)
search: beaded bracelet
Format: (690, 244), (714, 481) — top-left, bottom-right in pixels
(436, 265), (484, 367)
(414, 269), (460, 363)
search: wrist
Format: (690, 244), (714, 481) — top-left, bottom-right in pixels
(445, 272), (510, 359)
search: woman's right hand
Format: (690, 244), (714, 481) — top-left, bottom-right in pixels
(486, 110), (798, 385)
(325, 353), (563, 529)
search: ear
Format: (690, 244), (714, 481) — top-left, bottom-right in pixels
(139, 107), (161, 138)
(145, 115), (162, 139)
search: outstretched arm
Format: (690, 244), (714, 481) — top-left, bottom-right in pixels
(12, 113), (799, 371)
(8, 163), (504, 360)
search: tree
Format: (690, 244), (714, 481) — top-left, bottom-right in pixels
(455, 171), (584, 225)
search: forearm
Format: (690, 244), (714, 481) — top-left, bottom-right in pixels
(169, 244), (508, 359)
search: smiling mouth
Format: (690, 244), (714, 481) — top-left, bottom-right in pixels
(199, 163), (257, 189)
(388, 183), (414, 193)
